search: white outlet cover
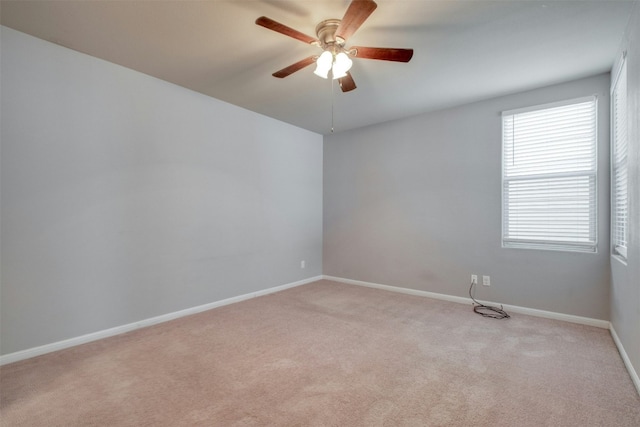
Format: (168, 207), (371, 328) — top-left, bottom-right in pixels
(482, 276), (490, 286)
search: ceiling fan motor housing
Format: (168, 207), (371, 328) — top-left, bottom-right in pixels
(316, 19), (344, 50)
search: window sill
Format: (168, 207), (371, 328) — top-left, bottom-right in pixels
(611, 253), (628, 266)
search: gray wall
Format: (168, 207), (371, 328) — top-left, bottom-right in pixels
(0, 27), (323, 355)
(324, 74), (611, 320)
(611, 1), (640, 386)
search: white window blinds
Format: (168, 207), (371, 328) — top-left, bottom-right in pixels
(502, 97), (597, 253)
(612, 57), (628, 259)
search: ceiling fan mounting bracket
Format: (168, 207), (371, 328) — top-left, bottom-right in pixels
(315, 19), (345, 50)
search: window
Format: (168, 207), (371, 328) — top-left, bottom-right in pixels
(611, 55), (628, 259)
(502, 96), (597, 253)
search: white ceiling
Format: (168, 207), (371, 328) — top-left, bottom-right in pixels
(1, 0), (635, 135)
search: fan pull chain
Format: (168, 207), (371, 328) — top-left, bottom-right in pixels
(331, 78), (335, 133)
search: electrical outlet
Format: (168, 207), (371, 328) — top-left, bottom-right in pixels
(471, 275), (478, 285)
(300, 260), (306, 269)
(482, 275), (490, 286)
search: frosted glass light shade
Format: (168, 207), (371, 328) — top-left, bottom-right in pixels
(332, 52), (353, 79)
(314, 51), (333, 79)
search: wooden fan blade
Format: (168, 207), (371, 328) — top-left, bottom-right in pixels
(272, 56), (316, 78)
(339, 72), (357, 92)
(335, 0), (377, 42)
(351, 46), (414, 62)
(256, 16), (317, 44)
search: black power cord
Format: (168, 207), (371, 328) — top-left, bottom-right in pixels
(469, 280), (510, 319)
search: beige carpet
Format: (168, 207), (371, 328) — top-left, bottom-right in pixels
(1, 280), (639, 426)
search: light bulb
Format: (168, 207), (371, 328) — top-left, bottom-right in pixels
(331, 52), (353, 79)
(314, 51), (333, 79)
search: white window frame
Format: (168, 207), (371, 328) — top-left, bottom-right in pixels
(501, 96), (598, 253)
(611, 53), (628, 260)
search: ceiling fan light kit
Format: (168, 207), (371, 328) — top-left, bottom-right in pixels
(256, 0), (413, 93)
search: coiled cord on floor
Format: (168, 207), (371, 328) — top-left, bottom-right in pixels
(469, 281), (510, 319)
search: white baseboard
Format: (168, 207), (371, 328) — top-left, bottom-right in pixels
(0, 275), (322, 366)
(610, 325), (640, 396)
(322, 275), (610, 329)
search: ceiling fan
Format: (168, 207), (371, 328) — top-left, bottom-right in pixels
(256, 0), (413, 93)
